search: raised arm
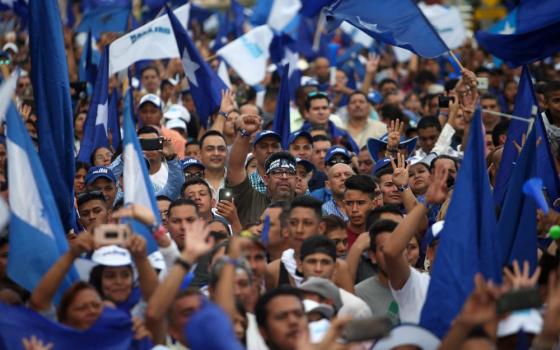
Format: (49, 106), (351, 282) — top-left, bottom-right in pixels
(29, 233), (94, 312)
(383, 166), (448, 290)
(127, 235), (159, 301)
(360, 53), (379, 94)
(210, 90), (237, 134)
(213, 237), (245, 318)
(226, 114), (261, 186)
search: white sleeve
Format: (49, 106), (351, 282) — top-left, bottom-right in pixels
(390, 267), (430, 324)
(158, 236), (180, 271)
(431, 123), (456, 156)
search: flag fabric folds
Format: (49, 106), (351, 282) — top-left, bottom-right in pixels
(75, 6), (130, 37)
(420, 110), (501, 339)
(493, 66), (535, 207)
(536, 113), (560, 208)
(475, 0), (560, 66)
(217, 25), (274, 86)
(6, 101), (78, 300)
(272, 64), (291, 149)
(108, 4), (190, 75)
(0, 304), (152, 350)
(122, 101), (160, 254)
(30, 0), (76, 232)
(324, 0), (449, 59)
(108, 88), (121, 151)
(77, 47), (111, 163)
(78, 30), (98, 88)
(167, 6), (226, 128)
(496, 126), (537, 271)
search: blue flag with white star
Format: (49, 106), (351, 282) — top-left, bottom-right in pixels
(166, 6), (226, 128)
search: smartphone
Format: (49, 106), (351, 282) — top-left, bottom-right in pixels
(219, 188), (233, 202)
(93, 224), (131, 247)
(341, 317), (392, 343)
(496, 287), (542, 315)
(70, 81), (87, 101)
(477, 77), (489, 91)
(438, 95), (455, 108)
(140, 137), (163, 151)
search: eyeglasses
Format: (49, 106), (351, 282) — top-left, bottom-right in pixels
(184, 170), (204, 179)
(326, 157), (350, 167)
(269, 169), (296, 179)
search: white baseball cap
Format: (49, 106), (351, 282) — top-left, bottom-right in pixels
(139, 94), (162, 110)
(91, 245), (132, 266)
(164, 104), (191, 123)
(166, 118), (187, 131)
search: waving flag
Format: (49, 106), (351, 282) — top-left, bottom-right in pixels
(270, 33), (301, 100)
(167, 6), (226, 128)
(420, 110), (501, 338)
(324, 0), (448, 58)
(77, 47), (111, 163)
(218, 25), (274, 86)
(123, 101), (160, 254)
(75, 6), (129, 37)
(78, 30), (98, 88)
(272, 64), (291, 149)
(7, 100), (79, 300)
(109, 3), (190, 75)
(496, 126), (537, 271)
(493, 66), (535, 207)
(536, 113), (560, 208)
(108, 88), (121, 151)
(30, 0), (76, 232)
(475, 0), (560, 66)
(268, 0), (301, 32)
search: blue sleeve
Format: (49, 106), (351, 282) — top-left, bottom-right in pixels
(108, 154), (124, 178)
(157, 159), (184, 200)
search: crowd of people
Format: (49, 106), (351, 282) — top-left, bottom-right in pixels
(1, 1), (560, 349)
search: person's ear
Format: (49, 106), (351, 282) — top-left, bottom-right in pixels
(368, 250), (377, 265)
(263, 174), (269, 187)
(281, 227), (289, 240)
(211, 198), (216, 208)
(325, 180), (331, 191)
(318, 221), (326, 235)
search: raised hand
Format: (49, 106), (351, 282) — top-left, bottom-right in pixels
(112, 204), (156, 227)
(181, 218), (212, 263)
(216, 199), (240, 226)
(22, 336), (53, 350)
(69, 232), (95, 258)
(503, 260), (541, 290)
(390, 153), (409, 188)
(127, 234), (148, 260)
(424, 165), (448, 205)
(162, 137), (176, 158)
(387, 119), (404, 150)
(455, 274), (501, 328)
(220, 89), (237, 114)
(366, 53), (380, 75)
(236, 114), (262, 135)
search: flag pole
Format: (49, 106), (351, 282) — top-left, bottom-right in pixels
(481, 109), (534, 124)
(449, 51), (464, 71)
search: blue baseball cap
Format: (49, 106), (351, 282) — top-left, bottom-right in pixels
(288, 131), (313, 146)
(324, 146), (351, 165)
(253, 130), (282, 147)
(85, 166), (116, 185)
(373, 158), (392, 175)
(181, 157), (205, 171)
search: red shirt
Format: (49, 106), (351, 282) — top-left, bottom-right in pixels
(346, 227), (361, 249)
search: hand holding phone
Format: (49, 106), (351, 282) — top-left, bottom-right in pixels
(93, 224), (131, 248)
(219, 188), (233, 202)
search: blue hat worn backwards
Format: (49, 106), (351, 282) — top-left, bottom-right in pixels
(85, 166), (116, 185)
(367, 134), (418, 162)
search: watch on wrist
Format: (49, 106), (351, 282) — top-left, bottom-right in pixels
(218, 111), (229, 119)
(238, 127), (250, 138)
(397, 184), (409, 192)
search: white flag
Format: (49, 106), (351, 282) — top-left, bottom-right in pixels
(217, 60), (231, 88)
(217, 25), (274, 86)
(268, 0), (301, 32)
(109, 4), (190, 75)
(419, 3), (466, 50)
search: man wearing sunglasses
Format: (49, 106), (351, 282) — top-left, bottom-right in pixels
(299, 92), (359, 154)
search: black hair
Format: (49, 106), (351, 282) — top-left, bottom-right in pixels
(289, 195), (322, 220)
(492, 120), (510, 147)
(379, 78), (399, 93)
(417, 116), (442, 132)
(200, 130), (226, 147)
(168, 198), (199, 217)
(255, 286), (303, 329)
(89, 265), (133, 301)
(415, 70), (437, 87)
(75, 161), (90, 172)
(365, 204), (403, 231)
(444, 79), (459, 92)
(140, 65), (160, 78)
(269, 200), (291, 210)
(90, 146), (112, 166)
(544, 80), (560, 98)
(0, 235), (8, 248)
(311, 134), (332, 144)
(369, 219), (398, 252)
(321, 215), (346, 233)
(374, 166), (393, 179)
(137, 125), (160, 136)
(305, 93), (330, 111)
(185, 140), (200, 148)
(181, 177), (213, 198)
(380, 104), (405, 122)
(480, 93), (499, 102)
(300, 235), (337, 262)
(264, 151), (297, 173)
(156, 195), (172, 202)
(112, 198), (124, 211)
(429, 155), (458, 173)
(344, 175), (376, 198)
(348, 90), (369, 102)
(77, 191), (107, 208)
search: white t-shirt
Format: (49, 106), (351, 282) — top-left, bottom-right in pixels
(246, 313), (269, 350)
(338, 288), (373, 320)
(390, 267), (431, 324)
(150, 162), (169, 192)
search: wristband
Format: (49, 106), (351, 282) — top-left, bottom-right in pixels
(238, 128), (250, 138)
(152, 224), (167, 240)
(175, 257), (192, 271)
(218, 111), (229, 120)
(397, 184), (409, 192)
(222, 256), (242, 267)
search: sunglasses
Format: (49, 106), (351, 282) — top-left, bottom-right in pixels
(307, 91), (328, 98)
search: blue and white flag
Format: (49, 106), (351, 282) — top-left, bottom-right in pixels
(268, 0), (300, 32)
(75, 6), (129, 38)
(217, 25), (274, 86)
(77, 47), (111, 164)
(78, 30), (98, 88)
(269, 33), (301, 100)
(30, 0), (76, 232)
(167, 6), (226, 128)
(6, 98), (78, 300)
(108, 88), (121, 151)
(109, 3), (190, 75)
(122, 102), (160, 254)
(272, 64), (291, 149)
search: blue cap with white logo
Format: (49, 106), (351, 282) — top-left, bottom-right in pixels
(181, 157), (205, 171)
(85, 166), (117, 185)
(253, 130), (282, 147)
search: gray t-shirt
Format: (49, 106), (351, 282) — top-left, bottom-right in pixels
(354, 275), (400, 326)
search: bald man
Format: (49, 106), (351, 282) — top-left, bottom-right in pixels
(321, 163), (354, 221)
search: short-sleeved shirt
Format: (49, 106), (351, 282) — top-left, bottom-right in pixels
(355, 276), (400, 326)
(390, 267), (431, 324)
(230, 176), (270, 227)
(322, 199), (348, 221)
